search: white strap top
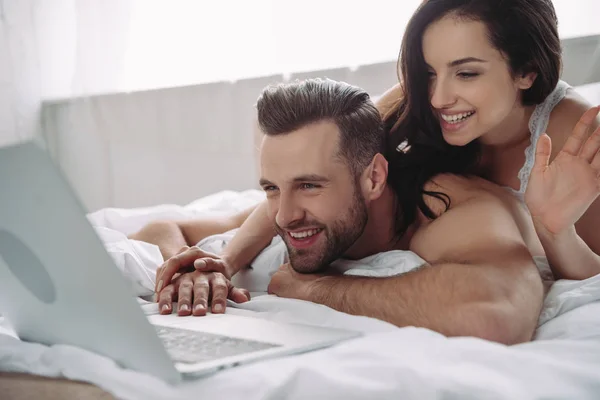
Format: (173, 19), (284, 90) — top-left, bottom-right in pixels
(507, 80), (570, 285)
(510, 80), (571, 199)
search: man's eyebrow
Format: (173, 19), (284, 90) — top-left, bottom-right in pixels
(292, 174), (330, 183)
(259, 175), (330, 187)
(259, 178), (275, 187)
(448, 57), (487, 67)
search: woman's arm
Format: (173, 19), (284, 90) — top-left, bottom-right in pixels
(375, 83), (403, 119)
(155, 200), (276, 288)
(526, 95), (600, 279)
(220, 200), (277, 277)
(534, 223), (600, 280)
(128, 204), (258, 260)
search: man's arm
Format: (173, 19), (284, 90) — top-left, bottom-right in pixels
(128, 204), (258, 260)
(270, 193), (544, 345)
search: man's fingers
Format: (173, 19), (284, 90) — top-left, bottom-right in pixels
(210, 274), (229, 314)
(240, 288), (251, 300)
(176, 275), (194, 316)
(229, 286), (251, 304)
(561, 106), (599, 156)
(192, 275), (210, 316)
(157, 284), (176, 315)
(158, 247), (219, 293)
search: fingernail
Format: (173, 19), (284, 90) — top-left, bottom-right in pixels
(180, 304), (189, 312)
(194, 304), (205, 313)
(161, 304), (170, 312)
(213, 303), (223, 312)
(156, 280), (164, 293)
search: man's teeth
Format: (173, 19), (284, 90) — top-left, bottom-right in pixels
(441, 111), (475, 123)
(289, 229), (321, 239)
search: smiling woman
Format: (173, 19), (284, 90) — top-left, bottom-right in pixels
(423, 15), (550, 147)
(381, 0), (600, 281)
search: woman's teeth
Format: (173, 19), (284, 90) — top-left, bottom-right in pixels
(289, 229), (322, 239)
(441, 111), (475, 124)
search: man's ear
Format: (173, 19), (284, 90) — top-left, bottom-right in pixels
(516, 70), (537, 90)
(360, 153), (388, 201)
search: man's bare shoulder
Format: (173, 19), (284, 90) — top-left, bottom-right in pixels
(419, 173), (507, 217)
(411, 173), (533, 263)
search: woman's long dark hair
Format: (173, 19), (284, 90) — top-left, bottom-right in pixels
(385, 0), (562, 239)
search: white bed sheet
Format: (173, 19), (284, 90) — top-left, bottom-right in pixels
(1, 189), (600, 400)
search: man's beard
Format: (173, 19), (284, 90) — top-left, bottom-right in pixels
(275, 187), (368, 274)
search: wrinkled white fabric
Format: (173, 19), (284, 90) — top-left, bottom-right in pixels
(2, 189), (600, 400)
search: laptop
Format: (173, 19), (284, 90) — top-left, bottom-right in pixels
(0, 140), (360, 384)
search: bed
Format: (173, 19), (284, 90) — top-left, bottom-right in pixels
(1, 189), (600, 400)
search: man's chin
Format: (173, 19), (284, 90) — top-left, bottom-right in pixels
(288, 255), (327, 274)
(284, 238), (327, 273)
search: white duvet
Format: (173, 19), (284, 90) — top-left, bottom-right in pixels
(1, 189), (600, 400)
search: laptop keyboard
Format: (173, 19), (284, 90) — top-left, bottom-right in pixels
(154, 325), (281, 364)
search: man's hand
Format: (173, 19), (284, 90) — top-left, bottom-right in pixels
(158, 270), (250, 316)
(267, 263), (324, 301)
(155, 246), (232, 294)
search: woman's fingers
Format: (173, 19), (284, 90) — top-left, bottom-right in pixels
(581, 122), (600, 164)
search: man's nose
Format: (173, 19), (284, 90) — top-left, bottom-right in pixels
(275, 193), (304, 229)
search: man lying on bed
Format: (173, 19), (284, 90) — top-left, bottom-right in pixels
(130, 78), (547, 345)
